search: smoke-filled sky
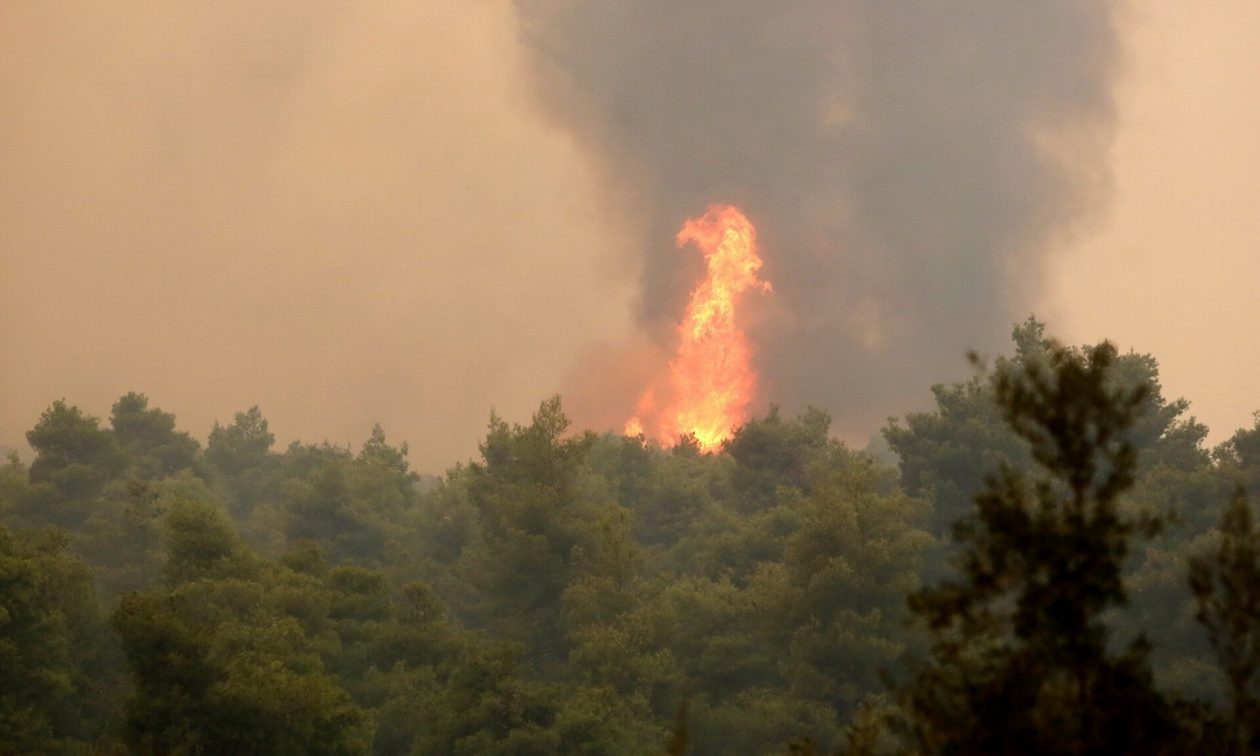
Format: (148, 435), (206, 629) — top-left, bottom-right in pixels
(2, 1), (1258, 471)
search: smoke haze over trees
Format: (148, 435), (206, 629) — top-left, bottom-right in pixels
(3, 321), (1260, 752)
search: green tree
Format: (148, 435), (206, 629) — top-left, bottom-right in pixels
(270, 426), (417, 567)
(110, 392), (199, 479)
(904, 340), (1181, 754)
(113, 499), (370, 754)
(1216, 413), (1260, 499)
(22, 400), (125, 526)
(886, 318), (1208, 538)
(1189, 490), (1260, 754)
(457, 397), (597, 657)
(884, 321), (1042, 536)
(278, 446), (387, 566)
(781, 456), (933, 720)
(724, 405), (833, 512)
(205, 406), (277, 516)
(582, 433), (728, 552)
(76, 476), (167, 599)
(0, 522), (123, 752)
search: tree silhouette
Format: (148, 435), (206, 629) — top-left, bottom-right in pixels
(1189, 489), (1260, 754)
(904, 341), (1181, 754)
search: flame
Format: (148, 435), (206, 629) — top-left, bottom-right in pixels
(625, 204), (770, 450)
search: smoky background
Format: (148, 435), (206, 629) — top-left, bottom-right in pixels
(521, 0), (1121, 441)
(3, 1), (1259, 469)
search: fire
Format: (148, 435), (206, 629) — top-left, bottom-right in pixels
(625, 204), (770, 451)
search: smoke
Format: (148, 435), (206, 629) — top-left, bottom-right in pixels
(518, 1), (1122, 438)
(0, 1), (636, 470)
(0, 2), (1136, 468)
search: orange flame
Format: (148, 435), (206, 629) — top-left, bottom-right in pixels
(625, 204), (770, 451)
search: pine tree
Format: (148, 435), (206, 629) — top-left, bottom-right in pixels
(904, 341), (1182, 754)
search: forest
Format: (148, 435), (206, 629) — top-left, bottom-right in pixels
(3, 319), (1259, 755)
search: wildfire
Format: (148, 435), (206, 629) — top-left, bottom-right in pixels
(625, 204), (770, 451)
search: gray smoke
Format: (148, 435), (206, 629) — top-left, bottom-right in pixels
(517, 1), (1121, 437)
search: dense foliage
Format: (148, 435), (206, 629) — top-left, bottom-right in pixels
(2, 321), (1259, 754)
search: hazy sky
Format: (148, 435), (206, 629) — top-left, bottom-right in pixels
(0, 1), (637, 469)
(2, 1), (1257, 471)
(1045, 0), (1260, 445)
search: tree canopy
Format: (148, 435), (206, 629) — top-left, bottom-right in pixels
(1, 319), (1257, 753)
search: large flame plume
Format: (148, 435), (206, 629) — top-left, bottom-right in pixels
(625, 205), (770, 450)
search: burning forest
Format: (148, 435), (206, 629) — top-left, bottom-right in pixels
(3, 2), (1260, 754)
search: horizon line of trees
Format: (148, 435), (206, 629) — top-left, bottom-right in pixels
(2, 318), (1260, 754)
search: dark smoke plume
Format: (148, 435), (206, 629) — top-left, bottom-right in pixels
(517, 1), (1121, 438)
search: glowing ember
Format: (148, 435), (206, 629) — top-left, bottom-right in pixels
(625, 204), (770, 450)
